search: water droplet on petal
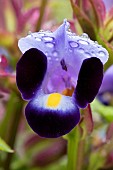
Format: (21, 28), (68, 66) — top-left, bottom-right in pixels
(85, 52), (91, 57)
(55, 57), (59, 61)
(69, 49), (73, 53)
(81, 33), (89, 39)
(69, 41), (79, 48)
(95, 41), (98, 44)
(28, 31), (32, 36)
(45, 42), (54, 48)
(45, 52), (48, 56)
(35, 37), (41, 41)
(53, 51), (58, 57)
(45, 30), (52, 33)
(99, 51), (105, 56)
(43, 36), (54, 42)
(78, 48), (85, 53)
(48, 56), (51, 60)
(91, 51), (96, 56)
(38, 31), (45, 36)
(78, 39), (89, 45)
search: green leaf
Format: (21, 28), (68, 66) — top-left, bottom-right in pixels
(70, 0), (96, 40)
(87, 150), (105, 170)
(49, 0), (72, 22)
(91, 99), (113, 122)
(0, 137), (14, 153)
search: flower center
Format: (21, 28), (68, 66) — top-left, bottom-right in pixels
(46, 93), (62, 108)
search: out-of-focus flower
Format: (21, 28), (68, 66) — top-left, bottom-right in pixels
(0, 47), (14, 77)
(103, 0), (113, 12)
(98, 65), (113, 105)
(16, 20), (108, 138)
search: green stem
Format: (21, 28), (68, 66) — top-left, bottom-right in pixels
(67, 126), (80, 170)
(77, 140), (85, 170)
(35, 0), (48, 31)
(1, 92), (24, 170)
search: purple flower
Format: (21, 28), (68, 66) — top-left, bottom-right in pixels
(98, 65), (113, 105)
(16, 20), (109, 138)
(103, 0), (113, 12)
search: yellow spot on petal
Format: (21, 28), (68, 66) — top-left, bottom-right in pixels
(46, 93), (62, 108)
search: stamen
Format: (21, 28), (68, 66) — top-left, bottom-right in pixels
(60, 59), (67, 71)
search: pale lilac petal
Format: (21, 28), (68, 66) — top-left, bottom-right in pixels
(18, 20), (109, 66)
(18, 20), (109, 93)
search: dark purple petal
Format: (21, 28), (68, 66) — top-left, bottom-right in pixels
(74, 57), (103, 108)
(25, 95), (80, 138)
(16, 48), (47, 100)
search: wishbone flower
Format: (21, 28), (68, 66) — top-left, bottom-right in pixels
(16, 20), (109, 138)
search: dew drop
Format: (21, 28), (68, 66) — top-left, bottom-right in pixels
(35, 37), (41, 41)
(38, 31), (45, 36)
(28, 31), (33, 36)
(45, 52), (48, 56)
(67, 31), (72, 36)
(78, 48), (85, 53)
(91, 51), (96, 56)
(68, 32), (76, 37)
(45, 42), (54, 48)
(99, 51), (105, 56)
(69, 49), (73, 53)
(81, 33), (89, 39)
(48, 56), (51, 60)
(95, 41), (98, 44)
(53, 51), (58, 57)
(55, 57), (59, 61)
(78, 39), (89, 45)
(85, 52), (91, 57)
(43, 36), (54, 42)
(69, 41), (79, 48)
(39, 30), (44, 32)
(45, 30), (52, 33)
